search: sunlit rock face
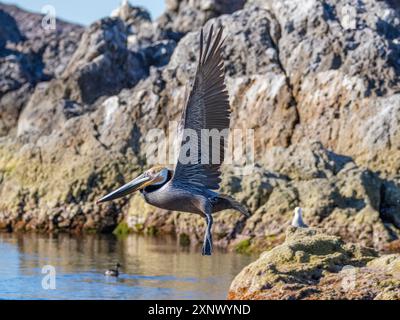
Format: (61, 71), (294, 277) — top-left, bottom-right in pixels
(0, 0), (399, 253)
(249, 0), (400, 175)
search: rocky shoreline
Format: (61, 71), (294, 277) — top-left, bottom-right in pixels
(228, 226), (400, 300)
(0, 0), (399, 255)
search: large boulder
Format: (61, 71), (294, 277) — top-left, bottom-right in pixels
(228, 227), (400, 300)
(0, 4), (83, 136)
(16, 17), (148, 139)
(60, 18), (147, 104)
(0, 3), (83, 78)
(249, 0), (400, 175)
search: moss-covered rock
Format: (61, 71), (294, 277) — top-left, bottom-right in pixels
(145, 226), (158, 236)
(113, 221), (132, 236)
(228, 227), (400, 300)
(235, 238), (252, 254)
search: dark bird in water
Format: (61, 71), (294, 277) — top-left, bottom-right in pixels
(104, 263), (121, 277)
(97, 26), (249, 256)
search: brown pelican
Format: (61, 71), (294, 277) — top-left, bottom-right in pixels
(97, 26), (249, 255)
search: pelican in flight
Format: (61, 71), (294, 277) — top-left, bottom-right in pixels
(97, 26), (249, 255)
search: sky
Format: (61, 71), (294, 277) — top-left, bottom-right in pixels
(3, 0), (165, 26)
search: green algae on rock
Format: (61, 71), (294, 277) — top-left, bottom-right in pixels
(113, 221), (133, 236)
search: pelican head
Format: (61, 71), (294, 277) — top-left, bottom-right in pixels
(97, 166), (169, 203)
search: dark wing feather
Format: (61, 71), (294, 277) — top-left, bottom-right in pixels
(172, 26), (230, 191)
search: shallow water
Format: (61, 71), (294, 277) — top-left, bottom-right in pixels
(0, 232), (254, 300)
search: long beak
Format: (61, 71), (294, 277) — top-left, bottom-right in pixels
(97, 175), (151, 203)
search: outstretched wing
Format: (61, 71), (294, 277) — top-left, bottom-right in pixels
(172, 25), (230, 191)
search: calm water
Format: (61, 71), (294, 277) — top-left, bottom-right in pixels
(0, 233), (254, 300)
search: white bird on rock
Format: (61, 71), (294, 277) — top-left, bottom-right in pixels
(291, 207), (308, 228)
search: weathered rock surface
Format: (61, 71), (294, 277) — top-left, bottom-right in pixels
(250, 0), (400, 174)
(0, 0), (399, 255)
(157, 0), (246, 41)
(0, 3), (83, 136)
(228, 227), (400, 300)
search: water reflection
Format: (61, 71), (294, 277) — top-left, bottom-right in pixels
(0, 233), (254, 300)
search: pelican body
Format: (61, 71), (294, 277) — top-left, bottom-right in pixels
(98, 26), (249, 255)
